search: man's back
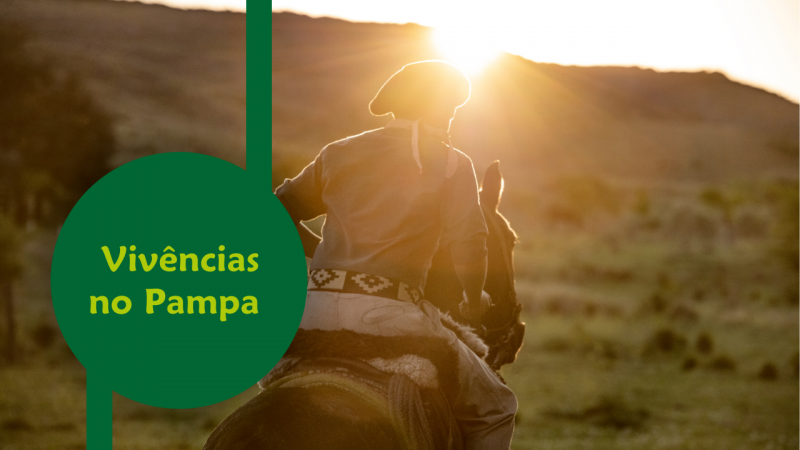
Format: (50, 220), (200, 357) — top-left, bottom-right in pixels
(275, 123), (487, 290)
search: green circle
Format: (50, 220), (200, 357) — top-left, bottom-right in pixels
(51, 153), (307, 408)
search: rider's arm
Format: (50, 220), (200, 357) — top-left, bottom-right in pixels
(440, 153), (490, 319)
(275, 151), (326, 258)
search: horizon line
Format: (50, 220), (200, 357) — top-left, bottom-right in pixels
(114, 2), (798, 103)
(272, 9), (798, 104)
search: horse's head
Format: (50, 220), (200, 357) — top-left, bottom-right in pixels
(478, 161), (525, 369)
(426, 161), (525, 370)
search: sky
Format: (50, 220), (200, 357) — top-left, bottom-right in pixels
(121, 0), (798, 102)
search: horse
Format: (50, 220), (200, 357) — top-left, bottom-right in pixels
(425, 161), (525, 371)
(204, 161), (522, 450)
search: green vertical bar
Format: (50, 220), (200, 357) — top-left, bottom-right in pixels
(246, 0), (271, 185)
(86, 371), (112, 449)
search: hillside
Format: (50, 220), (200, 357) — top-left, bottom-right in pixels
(0, 1), (796, 186)
(272, 12), (798, 187)
(0, 0), (246, 167)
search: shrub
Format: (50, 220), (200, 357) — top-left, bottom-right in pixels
(547, 395), (649, 430)
(691, 288), (707, 302)
(757, 362), (778, 381)
(30, 322), (58, 349)
(1, 418), (32, 431)
(695, 332), (714, 355)
(0, 21), (114, 227)
(709, 355), (737, 371)
(644, 328), (687, 354)
(545, 299), (563, 315)
(648, 292), (670, 313)
(682, 356), (698, 371)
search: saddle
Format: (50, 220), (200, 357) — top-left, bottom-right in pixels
(266, 356), (462, 450)
(205, 350), (462, 450)
(205, 318), (496, 450)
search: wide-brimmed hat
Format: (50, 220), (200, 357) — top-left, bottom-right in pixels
(369, 60), (471, 117)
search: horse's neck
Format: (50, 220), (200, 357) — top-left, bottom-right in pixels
(425, 245), (463, 318)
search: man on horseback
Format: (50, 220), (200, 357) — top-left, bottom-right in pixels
(275, 60), (517, 449)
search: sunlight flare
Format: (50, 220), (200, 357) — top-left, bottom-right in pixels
(433, 27), (500, 75)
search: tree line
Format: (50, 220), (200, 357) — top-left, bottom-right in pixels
(0, 21), (114, 361)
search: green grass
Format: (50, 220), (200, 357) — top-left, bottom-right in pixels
(0, 362), (258, 450)
(504, 313), (798, 450)
(1, 188), (797, 449)
(500, 220), (798, 449)
(0, 365), (86, 450)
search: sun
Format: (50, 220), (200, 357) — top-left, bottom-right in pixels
(433, 27), (500, 75)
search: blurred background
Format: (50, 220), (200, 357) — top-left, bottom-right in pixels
(0, 0), (797, 448)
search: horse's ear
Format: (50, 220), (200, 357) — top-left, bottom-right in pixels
(480, 160), (503, 211)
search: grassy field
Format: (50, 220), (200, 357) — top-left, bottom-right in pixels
(0, 363), (257, 449)
(505, 245), (798, 450)
(1, 179), (797, 449)
(500, 179), (798, 449)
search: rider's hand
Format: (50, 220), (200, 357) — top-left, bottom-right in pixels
(459, 290), (493, 321)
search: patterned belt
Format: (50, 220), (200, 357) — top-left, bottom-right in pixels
(307, 269), (423, 305)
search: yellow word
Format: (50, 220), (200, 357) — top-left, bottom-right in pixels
(146, 288), (258, 322)
(90, 290), (259, 322)
(101, 246), (258, 273)
(90, 295), (132, 314)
